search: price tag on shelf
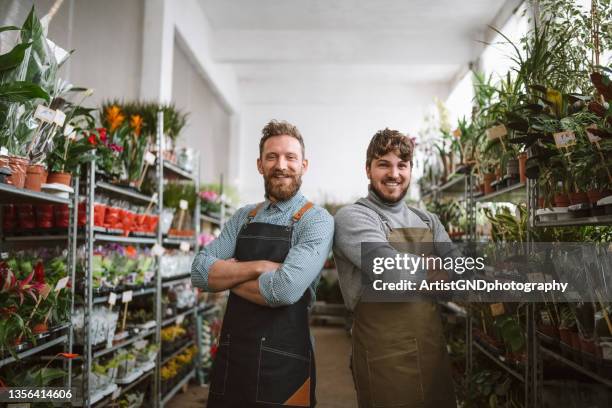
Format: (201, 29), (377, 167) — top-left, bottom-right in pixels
(553, 131), (576, 148)
(486, 124), (507, 141)
(134, 340), (147, 350)
(152, 244), (165, 257)
(176, 314), (185, 325)
(122, 290), (133, 303)
(108, 292), (117, 306)
(111, 387), (121, 400)
(490, 303), (505, 317)
(180, 241), (190, 252)
(34, 105), (56, 123)
(586, 125), (601, 143)
(144, 151), (156, 165)
(0, 252), (8, 259)
(53, 109), (66, 126)
(179, 199), (189, 210)
(55, 276), (69, 292)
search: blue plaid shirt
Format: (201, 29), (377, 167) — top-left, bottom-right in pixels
(191, 192), (334, 307)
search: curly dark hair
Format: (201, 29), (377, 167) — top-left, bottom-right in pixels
(366, 128), (414, 168)
(259, 120), (305, 158)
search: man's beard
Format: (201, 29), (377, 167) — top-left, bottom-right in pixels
(371, 179), (409, 204)
(264, 170), (303, 201)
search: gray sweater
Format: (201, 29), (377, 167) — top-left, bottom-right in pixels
(333, 188), (455, 311)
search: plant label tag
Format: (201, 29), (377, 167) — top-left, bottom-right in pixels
(179, 200), (189, 210)
(111, 387), (121, 400)
(486, 124), (507, 141)
(152, 244), (165, 257)
(553, 131), (576, 148)
(177, 314), (185, 325)
(134, 340), (147, 350)
(180, 241), (190, 252)
(490, 303), (505, 317)
(586, 125), (601, 144)
(151, 192), (158, 203)
(108, 292), (117, 306)
(122, 290), (133, 303)
(144, 151), (156, 165)
(602, 344), (612, 361)
(34, 105), (56, 123)
(0, 252), (8, 259)
(63, 124), (74, 137)
(55, 276), (69, 292)
(53, 109), (66, 126)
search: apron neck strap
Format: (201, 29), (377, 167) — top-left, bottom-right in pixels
(247, 202), (264, 222)
(291, 201), (314, 225)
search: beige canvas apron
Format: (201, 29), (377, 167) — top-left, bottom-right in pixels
(351, 226), (457, 408)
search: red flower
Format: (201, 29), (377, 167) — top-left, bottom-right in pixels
(88, 134), (97, 145)
(34, 261), (45, 284)
(109, 143), (123, 152)
(97, 127), (108, 143)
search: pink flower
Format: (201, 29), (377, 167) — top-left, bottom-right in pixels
(199, 191), (219, 202)
(109, 143), (123, 152)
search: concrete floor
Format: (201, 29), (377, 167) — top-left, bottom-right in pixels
(166, 325), (358, 407)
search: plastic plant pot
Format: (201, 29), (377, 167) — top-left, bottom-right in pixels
(3, 204), (16, 233)
(54, 204), (71, 228)
(17, 205), (36, 230)
(121, 210), (136, 235)
(7, 155), (28, 188)
(135, 214), (147, 232)
(46, 171), (72, 186)
(77, 201), (87, 227)
(94, 203), (107, 227)
(104, 206), (121, 229)
(24, 164), (45, 192)
(35, 204), (55, 229)
(146, 215), (159, 233)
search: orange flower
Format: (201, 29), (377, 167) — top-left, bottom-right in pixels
(106, 106), (125, 132)
(130, 115), (143, 137)
(58, 352), (79, 359)
(125, 245), (137, 257)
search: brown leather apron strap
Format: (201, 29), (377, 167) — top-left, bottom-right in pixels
(247, 202), (264, 221)
(291, 201), (314, 224)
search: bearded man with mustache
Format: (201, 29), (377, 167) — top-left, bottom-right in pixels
(333, 129), (458, 408)
(192, 120), (333, 408)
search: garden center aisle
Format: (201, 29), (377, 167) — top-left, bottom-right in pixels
(167, 326), (357, 408)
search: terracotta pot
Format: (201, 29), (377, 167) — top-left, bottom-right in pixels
(54, 204), (70, 228)
(569, 191), (589, 206)
(518, 153), (527, 184)
(0, 154), (8, 168)
(3, 204), (16, 233)
(587, 190), (605, 204)
(35, 204), (55, 229)
(554, 193), (570, 208)
(94, 203), (107, 227)
(17, 205), (36, 230)
(46, 172), (72, 186)
(483, 173), (496, 195)
(7, 155), (28, 188)
(24, 164), (45, 192)
(135, 214), (147, 232)
(121, 210), (136, 235)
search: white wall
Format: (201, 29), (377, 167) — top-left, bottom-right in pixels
(172, 40), (231, 185)
(238, 88), (449, 206)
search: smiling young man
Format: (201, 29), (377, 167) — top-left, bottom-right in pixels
(333, 128), (457, 408)
(192, 120), (333, 408)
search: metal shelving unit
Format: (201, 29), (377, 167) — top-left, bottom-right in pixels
(0, 178), (77, 389)
(161, 368), (195, 407)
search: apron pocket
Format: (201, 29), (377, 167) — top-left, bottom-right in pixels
(257, 341), (311, 406)
(210, 336), (230, 395)
(366, 338), (423, 407)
